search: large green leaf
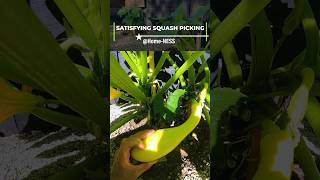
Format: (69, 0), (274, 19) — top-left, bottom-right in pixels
(0, 0), (107, 131)
(166, 89), (186, 113)
(54, 0), (99, 50)
(210, 0), (271, 56)
(0, 53), (38, 87)
(210, 88), (246, 149)
(32, 107), (89, 132)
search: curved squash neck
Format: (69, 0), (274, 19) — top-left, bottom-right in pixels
(179, 101), (202, 133)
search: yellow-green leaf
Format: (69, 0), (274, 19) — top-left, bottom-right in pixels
(0, 78), (43, 123)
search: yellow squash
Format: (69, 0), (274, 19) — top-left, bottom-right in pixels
(131, 99), (203, 162)
(253, 127), (294, 180)
(287, 67), (314, 124)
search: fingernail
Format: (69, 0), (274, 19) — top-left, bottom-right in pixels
(147, 130), (155, 136)
(138, 143), (145, 149)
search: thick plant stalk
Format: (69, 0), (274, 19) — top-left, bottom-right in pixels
(148, 52), (156, 97)
(211, 13), (242, 88)
(264, 67), (316, 180)
(285, 67), (314, 149)
(252, 74), (317, 180)
(221, 43), (243, 88)
(210, 0), (271, 56)
(139, 51), (148, 85)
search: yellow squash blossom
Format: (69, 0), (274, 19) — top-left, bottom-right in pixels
(0, 78), (43, 123)
(110, 87), (122, 101)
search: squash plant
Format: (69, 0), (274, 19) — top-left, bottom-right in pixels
(110, 51), (210, 128)
(210, 0), (320, 179)
(110, 51), (210, 162)
(0, 0), (109, 179)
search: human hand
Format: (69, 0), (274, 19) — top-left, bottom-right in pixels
(110, 129), (157, 180)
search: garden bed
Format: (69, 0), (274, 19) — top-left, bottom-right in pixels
(110, 104), (210, 180)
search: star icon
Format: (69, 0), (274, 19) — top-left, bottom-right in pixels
(136, 33), (142, 40)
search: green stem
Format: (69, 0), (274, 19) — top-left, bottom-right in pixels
(110, 110), (145, 133)
(167, 55), (186, 88)
(149, 52), (168, 82)
(153, 51), (204, 101)
(119, 95), (139, 103)
(188, 65), (196, 89)
(295, 139), (320, 180)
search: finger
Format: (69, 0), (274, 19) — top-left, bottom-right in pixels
(134, 161), (157, 175)
(118, 138), (142, 163)
(149, 160), (158, 165)
(126, 137), (145, 151)
(132, 129), (155, 139)
(121, 137), (142, 150)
